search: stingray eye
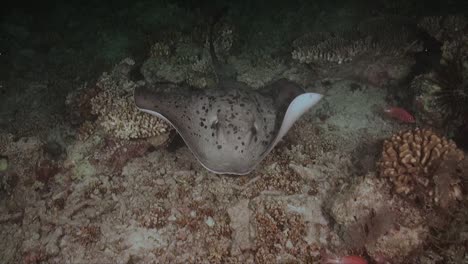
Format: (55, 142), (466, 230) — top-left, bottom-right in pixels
(251, 123), (258, 136)
(211, 119), (219, 130)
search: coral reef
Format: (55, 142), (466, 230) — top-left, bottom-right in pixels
(2, 3), (468, 262)
(377, 128), (465, 208)
(88, 58), (170, 140)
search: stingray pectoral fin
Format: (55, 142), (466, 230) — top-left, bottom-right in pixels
(238, 92), (322, 175)
(271, 92), (323, 148)
(133, 86), (176, 132)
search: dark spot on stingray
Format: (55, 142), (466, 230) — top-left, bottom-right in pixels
(237, 136), (241, 140)
(217, 109), (221, 113)
(241, 150), (244, 153)
(240, 103), (245, 107)
(202, 106), (206, 110)
(235, 146), (238, 150)
(196, 110), (200, 114)
(204, 125), (208, 129)
(227, 130), (231, 135)
(217, 145), (222, 149)
(211, 132), (215, 137)
(200, 117), (206, 121)
(241, 142), (245, 146)
(200, 122), (204, 127)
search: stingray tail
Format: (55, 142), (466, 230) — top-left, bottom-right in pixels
(209, 7), (228, 82)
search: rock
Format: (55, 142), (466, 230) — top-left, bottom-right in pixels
(0, 156), (8, 171)
(205, 216), (215, 227)
(326, 174), (429, 263)
(228, 199), (253, 255)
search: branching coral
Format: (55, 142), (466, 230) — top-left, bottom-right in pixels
(377, 128), (465, 208)
(89, 58), (170, 140)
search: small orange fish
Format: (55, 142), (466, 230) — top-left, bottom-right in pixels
(383, 107), (415, 123)
(322, 255), (368, 264)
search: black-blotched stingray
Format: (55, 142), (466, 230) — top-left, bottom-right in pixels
(134, 79), (322, 175)
(134, 17), (322, 175)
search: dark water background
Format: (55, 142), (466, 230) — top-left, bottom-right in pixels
(0, 0), (466, 133)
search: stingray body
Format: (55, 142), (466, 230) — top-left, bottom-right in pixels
(134, 79), (322, 174)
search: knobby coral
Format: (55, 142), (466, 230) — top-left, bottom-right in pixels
(377, 128), (465, 208)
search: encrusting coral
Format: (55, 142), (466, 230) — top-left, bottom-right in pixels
(377, 128), (465, 208)
(417, 15), (467, 42)
(89, 58), (170, 140)
(292, 17), (419, 65)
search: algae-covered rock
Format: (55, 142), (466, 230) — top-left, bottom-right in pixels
(0, 156), (8, 172)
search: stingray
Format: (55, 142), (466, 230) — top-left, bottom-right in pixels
(134, 13), (322, 175)
(134, 79), (322, 175)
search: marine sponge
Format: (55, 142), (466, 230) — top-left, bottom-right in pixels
(377, 128), (464, 207)
(90, 58), (169, 140)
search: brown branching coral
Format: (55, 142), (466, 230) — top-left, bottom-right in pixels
(377, 128), (465, 208)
